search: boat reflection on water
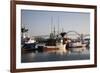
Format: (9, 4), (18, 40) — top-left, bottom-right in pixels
(21, 47), (90, 63)
(21, 40), (90, 63)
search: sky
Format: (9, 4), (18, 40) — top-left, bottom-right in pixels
(21, 10), (90, 37)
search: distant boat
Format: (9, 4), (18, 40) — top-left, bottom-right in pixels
(69, 42), (86, 48)
(68, 42), (87, 52)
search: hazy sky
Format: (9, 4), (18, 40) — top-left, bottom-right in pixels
(21, 10), (90, 37)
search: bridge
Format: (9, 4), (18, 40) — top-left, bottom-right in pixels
(31, 31), (90, 40)
(66, 31), (90, 38)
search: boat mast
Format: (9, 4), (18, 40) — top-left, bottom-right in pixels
(51, 16), (53, 34)
(53, 25), (55, 37)
(58, 16), (60, 35)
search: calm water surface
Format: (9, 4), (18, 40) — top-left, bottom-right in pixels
(21, 48), (90, 63)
